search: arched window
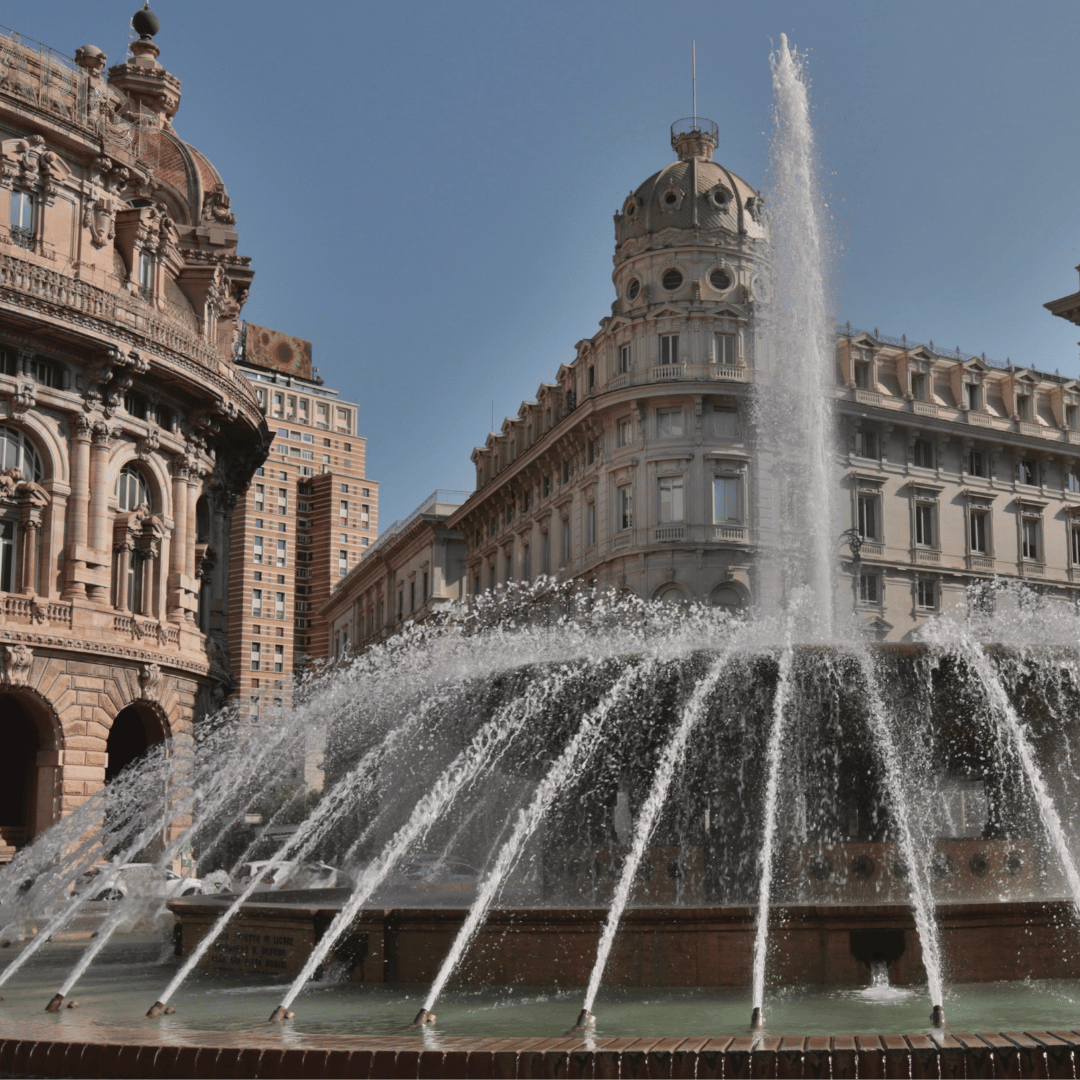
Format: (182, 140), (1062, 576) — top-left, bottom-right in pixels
(117, 464), (151, 511)
(655, 584), (689, 607)
(710, 584), (744, 611)
(0, 425), (43, 482)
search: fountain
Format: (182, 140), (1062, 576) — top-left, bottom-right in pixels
(4, 33), (1080, 1080)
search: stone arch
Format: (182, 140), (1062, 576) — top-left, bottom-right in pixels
(110, 451), (165, 515)
(1, 414), (67, 486)
(653, 582), (690, 606)
(105, 700), (168, 783)
(710, 580), (748, 611)
(0, 687), (63, 854)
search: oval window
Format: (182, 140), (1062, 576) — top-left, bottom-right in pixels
(627, 279), (641, 301)
(709, 268), (732, 291)
(661, 269), (683, 291)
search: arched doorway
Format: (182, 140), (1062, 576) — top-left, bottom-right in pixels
(106, 704), (164, 782)
(0, 692), (59, 859)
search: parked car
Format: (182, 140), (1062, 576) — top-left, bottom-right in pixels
(230, 861), (351, 891)
(384, 854), (481, 899)
(81, 863), (207, 901)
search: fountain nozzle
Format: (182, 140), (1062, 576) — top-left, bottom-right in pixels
(413, 1008), (437, 1026)
(45, 993), (63, 1013)
(751, 1006), (766, 1030)
(268, 1006), (289, 1023)
(931, 1004), (945, 1028)
(146, 1001), (165, 1018)
(571, 1009), (596, 1032)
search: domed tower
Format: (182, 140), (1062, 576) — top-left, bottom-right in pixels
(454, 118), (769, 611)
(0, 8), (269, 857)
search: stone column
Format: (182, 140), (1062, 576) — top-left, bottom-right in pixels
(114, 541), (131, 611)
(18, 514), (40, 595)
(86, 423), (112, 602)
(184, 478), (201, 624)
(62, 415), (92, 600)
(167, 461), (189, 624)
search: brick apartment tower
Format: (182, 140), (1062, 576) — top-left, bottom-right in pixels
(229, 324), (378, 706)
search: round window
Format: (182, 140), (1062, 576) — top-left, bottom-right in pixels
(626, 202), (636, 216)
(627, 279), (641, 301)
(663, 191), (678, 206)
(661, 269), (683, 291)
(709, 268), (732, 291)
(712, 187), (730, 207)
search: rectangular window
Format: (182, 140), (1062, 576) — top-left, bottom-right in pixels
(250, 641), (261, 671)
(276, 539), (287, 567)
(275, 592), (286, 619)
(336, 407), (351, 433)
(966, 382), (981, 411)
(616, 417), (632, 447)
(915, 503), (935, 547)
(713, 478), (741, 523)
(560, 518), (571, 565)
(586, 502), (597, 547)
(916, 579), (937, 610)
(339, 550), (348, 575)
(272, 393), (283, 417)
(586, 438), (597, 465)
(410, 581), (416, 610)
(273, 644), (284, 674)
(854, 362), (871, 390)
(1068, 405), (1080, 431)
(617, 485), (633, 531)
(857, 494), (879, 540)
(1018, 459), (1037, 486)
(254, 484), (265, 511)
(657, 408), (685, 438)
(541, 531), (551, 575)
(913, 438), (934, 469)
(522, 545), (530, 579)
(587, 366), (595, 391)
(658, 477), (685, 523)
(659, 333), (679, 366)
(542, 474), (551, 498)
(251, 589), (263, 617)
(339, 499), (349, 520)
(858, 573), (880, 604)
(1017, 395), (1033, 422)
(1072, 525), (1080, 565)
(277, 488), (288, 513)
(1022, 518), (1040, 561)
(968, 450), (987, 478)
(1069, 466), (1080, 495)
(10, 190), (33, 248)
(619, 344), (631, 373)
(911, 373), (927, 401)
(854, 430), (878, 459)
(712, 406), (739, 438)
(970, 510), (989, 554)
(137, 250), (154, 295)
(252, 535), (264, 564)
(714, 333), (735, 365)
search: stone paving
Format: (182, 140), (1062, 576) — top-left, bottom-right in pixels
(4, 1023), (1080, 1077)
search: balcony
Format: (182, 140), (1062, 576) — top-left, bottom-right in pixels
(611, 363), (749, 393)
(859, 541), (884, 558)
(1018, 421), (1046, 439)
(651, 364), (685, 382)
(2, 595), (72, 627)
(913, 400), (939, 418)
(654, 525), (685, 542)
(112, 614), (180, 646)
(612, 533), (633, 549)
(966, 411), (992, 427)
(914, 549), (941, 564)
(855, 389), (882, 407)
(712, 524), (749, 543)
(967, 554), (995, 572)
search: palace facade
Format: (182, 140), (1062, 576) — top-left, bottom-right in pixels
(0, 13), (268, 855)
(423, 117), (1080, 642)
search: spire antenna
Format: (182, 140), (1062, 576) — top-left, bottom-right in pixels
(692, 40), (697, 123)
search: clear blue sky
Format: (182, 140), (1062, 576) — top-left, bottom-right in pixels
(19, 1), (1080, 528)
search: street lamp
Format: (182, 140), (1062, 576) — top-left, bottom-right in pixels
(839, 527), (864, 613)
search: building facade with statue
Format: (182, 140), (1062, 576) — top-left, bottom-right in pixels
(0, 12), (268, 857)
(433, 118), (1080, 642)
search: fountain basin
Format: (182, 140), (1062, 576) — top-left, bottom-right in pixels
(169, 892), (1080, 988)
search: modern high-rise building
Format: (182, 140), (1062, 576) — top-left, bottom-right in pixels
(230, 324), (377, 705)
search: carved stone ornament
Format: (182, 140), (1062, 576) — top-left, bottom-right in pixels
(201, 183), (236, 226)
(3, 643), (33, 687)
(9, 381), (35, 417)
(136, 428), (160, 458)
(83, 196), (117, 248)
(138, 661), (162, 701)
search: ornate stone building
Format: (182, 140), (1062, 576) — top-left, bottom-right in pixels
(0, 13), (268, 857)
(447, 118), (766, 614)
(441, 117), (1080, 641)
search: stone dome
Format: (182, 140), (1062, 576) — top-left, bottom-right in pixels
(613, 120), (766, 266)
(140, 128), (235, 228)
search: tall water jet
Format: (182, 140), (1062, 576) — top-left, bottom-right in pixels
(755, 33), (839, 633)
(749, 638), (794, 1027)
